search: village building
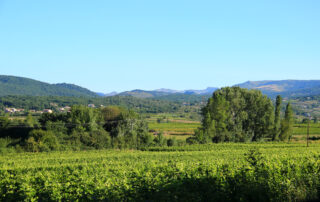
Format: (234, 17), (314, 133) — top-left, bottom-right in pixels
(43, 109), (53, 113)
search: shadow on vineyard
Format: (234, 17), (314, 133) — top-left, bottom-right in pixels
(127, 150), (320, 202)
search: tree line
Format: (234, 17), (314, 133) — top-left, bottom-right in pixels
(0, 105), (183, 153)
(0, 87), (298, 153)
(0, 95), (183, 113)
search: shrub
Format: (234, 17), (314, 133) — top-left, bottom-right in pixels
(26, 130), (60, 152)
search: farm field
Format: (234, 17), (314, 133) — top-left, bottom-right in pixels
(293, 123), (320, 135)
(148, 122), (199, 140)
(146, 113), (200, 139)
(1, 143), (320, 201)
(147, 114), (320, 142)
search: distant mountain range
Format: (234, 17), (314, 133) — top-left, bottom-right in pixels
(104, 80), (320, 99)
(115, 87), (218, 98)
(1, 75), (320, 100)
(235, 80), (320, 98)
(0, 75), (98, 97)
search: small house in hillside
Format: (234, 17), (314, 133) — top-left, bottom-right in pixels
(5, 108), (16, 113)
(43, 109), (53, 113)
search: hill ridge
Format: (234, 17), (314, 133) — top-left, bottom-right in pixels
(0, 75), (97, 97)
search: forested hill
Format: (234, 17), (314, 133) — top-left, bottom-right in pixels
(236, 80), (320, 98)
(0, 75), (98, 97)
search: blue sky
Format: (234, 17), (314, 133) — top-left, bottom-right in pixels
(0, 0), (319, 93)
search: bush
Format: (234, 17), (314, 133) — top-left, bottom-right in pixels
(167, 138), (177, 147)
(186, 137), (198, 145)
(90, 129), (112, 149)
(26, 130), (60, 152)
(154, 132), (166, 146)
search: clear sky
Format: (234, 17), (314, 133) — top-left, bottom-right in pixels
(0, 0), (319, 93)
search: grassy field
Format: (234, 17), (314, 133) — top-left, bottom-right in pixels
(147, 114), (320, 142)
(146, 113), (200, 139)
(293, 123), (320, 135)
(1, 143), (320, 201)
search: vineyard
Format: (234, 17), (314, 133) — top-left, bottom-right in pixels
(1, 143), (320, 201)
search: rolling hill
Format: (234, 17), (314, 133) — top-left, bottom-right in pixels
(2, 75), (320, 100)
(0, 75), (98, 97)
(117, 87), (218, 99)
(110, 80), (320, 102)
(118, 90), (171, 98)
(236, 80), (320, 98)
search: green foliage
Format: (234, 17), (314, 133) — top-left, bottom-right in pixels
(0, 104), (152, 152)
(38, 106), (151, 150)
(0, 95), (183, 113)
(76, 129), (111, 150)
(26, 130), (60, 152)
(0, 138), (17, 154)
(24, 113), (39, 128)
(100, 106), (123, 121)
(273, 95), (282, 141)
(154, 132), (166, 146)
(1, 143), (320, 201)
(166, 137), (177, 146)
(194, 129), (210, 143)
(69, 105), (99, 132)
(198, 87), (275, 143)
(279, 102), (294, 142)
(0, 115), (10, 130)
(100, 106), (151, 149)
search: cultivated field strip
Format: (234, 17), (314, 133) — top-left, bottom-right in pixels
(1, 143), (320, 201)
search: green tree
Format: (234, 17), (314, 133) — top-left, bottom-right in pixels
(0, 115), (10, 130)
(25, 113), (37, 128)
(26, 129), (60, 152)
(200, 105), (217, 142)
(210, 94), (229, 142)
(272, 95), (282, 141)
(154, 132), (166, 146)
(100, 106), (123, 122)
(279, 102), (294, 142)
(197, 87), (275, 143)
(69, 105), (99, 132)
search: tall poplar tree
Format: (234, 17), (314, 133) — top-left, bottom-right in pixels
(272, 95), (282, 141)
(279, 102), (294, 142)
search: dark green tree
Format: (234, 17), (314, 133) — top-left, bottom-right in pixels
(279, 102), (294, 142)
(198, 101), (217, 143)
(0, 115), (10, 130)
(197, 87), (274, 143)
(272, 95), (282, 141)
(154, 132), (166, 146)
(210, 94), (229, 142)
(25, 113), (37, 128)
(69, 105), (99, 132)
(26, 129), (60, 152)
